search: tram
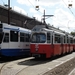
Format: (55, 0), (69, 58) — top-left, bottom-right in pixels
(0, 22), (31, 57)
(30, 25), (74, 58)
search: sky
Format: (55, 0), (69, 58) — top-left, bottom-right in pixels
(0, 0), (75, 33)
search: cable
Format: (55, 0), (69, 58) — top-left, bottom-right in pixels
(68, 7), (75, 17)
(62, 0), (75, 17)
(28, 0), (35, 8)
(0, 0), (5, 5)
(28, 0), (43, 14)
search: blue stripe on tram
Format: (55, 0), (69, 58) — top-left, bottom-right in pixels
(0, 49), (30, 56)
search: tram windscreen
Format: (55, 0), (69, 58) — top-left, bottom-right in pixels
(31, 33), (46, 43)
(0, 33), (4, 44)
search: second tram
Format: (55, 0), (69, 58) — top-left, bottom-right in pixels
(30, 26), (74, 58)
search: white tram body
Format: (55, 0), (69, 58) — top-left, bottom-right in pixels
(0, 22), (31, 57)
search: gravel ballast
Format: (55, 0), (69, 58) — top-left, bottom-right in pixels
(43, 57), (75, 75)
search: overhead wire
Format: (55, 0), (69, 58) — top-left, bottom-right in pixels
(0, 0), (5, 5)
(28, 0), (35, 8)
(28, 0), (43, 14)
(62, 0), (75, 18)
(61, 0), (75, 30)
(68, 7), (75, 17)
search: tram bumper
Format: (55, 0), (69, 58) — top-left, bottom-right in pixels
(0, 44), (1, 53)
(0, 45), (1, 56)
(0, 50), (1, 56)
(32, 54), (41, 58)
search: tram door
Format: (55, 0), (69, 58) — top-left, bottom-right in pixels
(9, 30), (19, 50)
(61, 35), (64, 54)
(46, 32), (54, 58)
(2, 33), (9, 49)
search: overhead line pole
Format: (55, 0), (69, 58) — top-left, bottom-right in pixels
(43, 10), (54, 24)
(43, 10), (54, 29)
(43, 10), (45, 24)
(8, 0), (10, 24)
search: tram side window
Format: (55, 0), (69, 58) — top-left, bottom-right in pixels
(25, 33), (30, 42)
(61, 36), (64, 44)
(74, 39), (75, 43)
(47, 33), (51, 43)
(54, 34), (61, 43)
(3, 33), (9, 42)
(64, 36), (66, 43)
(20, 33), (30, 42)
(67, 37), (69, 43)
(20, 33), (25, 42)
(70, 38), (73, 43)
(10, 31), (18, 42)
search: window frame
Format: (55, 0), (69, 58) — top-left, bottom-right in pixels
(47, 32), (51, 43)
(10, 30), (18, 42)
(54, 34), (61, 44)
(3, 33), (9, 43)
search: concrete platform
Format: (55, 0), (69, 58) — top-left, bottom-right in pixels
(68, 68), (75, 75)
(0, 52), (75, 75)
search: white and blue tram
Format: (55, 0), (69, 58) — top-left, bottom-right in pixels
(0, 22), (31, 57)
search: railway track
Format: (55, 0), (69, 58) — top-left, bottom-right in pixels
(0, 52), (75, 75)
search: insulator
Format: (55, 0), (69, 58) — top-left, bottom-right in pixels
(36, 6), (39, 8)
(35, 6), (39, 11)
(68, 4), (72, 7)
(68, 0), (73, 7)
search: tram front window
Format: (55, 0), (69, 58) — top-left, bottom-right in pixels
(0, 33), (4, 44)
(31, 33), (46, 43)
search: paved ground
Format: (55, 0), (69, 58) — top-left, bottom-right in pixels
(0, 53), (75, 75)
(68, 68), (75, 75)
(17, 53), (75, 75)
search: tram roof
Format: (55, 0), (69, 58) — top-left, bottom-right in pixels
(54, 30), (65, 35)
(1, 22), (31, 33)
(68, 34), (73, 38)
(32, 25), (45, 31)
